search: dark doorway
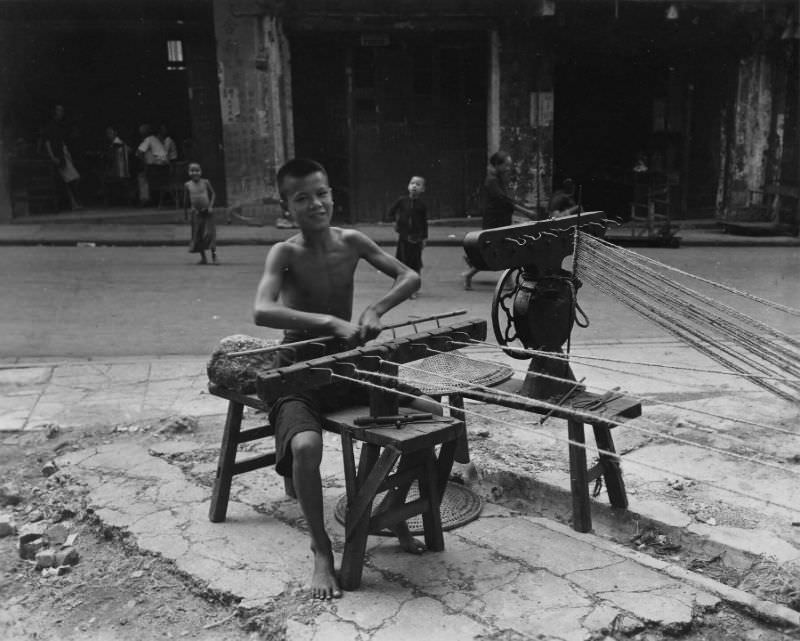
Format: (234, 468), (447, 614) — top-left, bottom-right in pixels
(552, 5), (744, 221)
(291, 32), (487, 222)
(3, 2), (223, 212)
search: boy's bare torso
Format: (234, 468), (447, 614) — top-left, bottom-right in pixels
(186, 179), (211, 211)
(280, 227), (357, 324)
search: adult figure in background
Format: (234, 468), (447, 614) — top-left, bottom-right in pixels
(547, 178), (581, 219)
(157, 123), (178, 163)
(137, 124), (170, 206)
(103, 126), (132, 206)
(42, 104), (82, 210)
(461, 150), (536, 290)
(134, 124), (151, 205)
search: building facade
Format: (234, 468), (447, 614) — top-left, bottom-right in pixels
(1, 0), (798, 229)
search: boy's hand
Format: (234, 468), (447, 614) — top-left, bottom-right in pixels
(328, 317), (365, 348)
(357, 306), (382, 344)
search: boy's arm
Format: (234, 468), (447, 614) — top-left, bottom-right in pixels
(206, 180), (216, 210)
(348, 231), (420, 341)
(386, 198), (401, 223)
(183, 184), (190, 218)
(253, 243), (362, 343)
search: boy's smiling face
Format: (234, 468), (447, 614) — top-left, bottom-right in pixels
(407, 176), (425, 198)
(281, 171), (334, 232)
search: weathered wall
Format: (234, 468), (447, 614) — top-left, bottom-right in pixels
(720, 46), (792, 220)
(496, 26), (554, 216)
(0, 19), (11, 222)
(727, 53), (776, 205)
(212, 3), (292, 215)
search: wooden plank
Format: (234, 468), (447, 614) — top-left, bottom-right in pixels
(208, 383), (271, 412)
(461, 377), (641, 425)
(238, 425), (274, 443)
(345, 446), (401, 538)
(369, 497), (429, 534)
(232, 452), (277, 475)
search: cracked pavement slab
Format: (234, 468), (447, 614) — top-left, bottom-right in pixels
(59, 439), (722, 640)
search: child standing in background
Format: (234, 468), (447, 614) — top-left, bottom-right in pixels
(184, 162), (218, 265)
(387, 175), (427, 298)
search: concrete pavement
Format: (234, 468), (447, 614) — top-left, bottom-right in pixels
(1, 340), (798, 638)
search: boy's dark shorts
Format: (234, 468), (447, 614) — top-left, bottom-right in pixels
(269, 382), (367, 478)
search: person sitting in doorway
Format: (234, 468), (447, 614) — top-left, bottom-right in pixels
(137, 124), (171, 207)
(42, 104), (83, 210)
(103, 125), (132, 206)
(547, 178), (582, 219)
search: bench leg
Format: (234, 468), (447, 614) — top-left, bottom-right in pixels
(209, 400), (244, 523)
(341, 443), (380, 591)
(419, 448), (445, 551)
(449, 394), (470, 463)
(593, 425), (628, 509)
(567, 419), (592, 533)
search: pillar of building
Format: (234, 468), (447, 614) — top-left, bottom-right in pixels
(212, 2), (293, 221)
(0, 19), (12, 222)
(494, 22), (555, 216)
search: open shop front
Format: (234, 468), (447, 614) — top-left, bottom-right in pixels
(1, 0), (224, 217)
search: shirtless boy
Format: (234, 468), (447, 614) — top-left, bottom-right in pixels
(184, 162), (218, 265)
(253, 158), (424, 599)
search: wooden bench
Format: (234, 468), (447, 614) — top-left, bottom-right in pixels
(722, 183), (800, 236)
(459, 376), (641, 533)
(207, 382), (465, 591)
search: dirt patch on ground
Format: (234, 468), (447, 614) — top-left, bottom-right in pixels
(0, 423), (279, 641)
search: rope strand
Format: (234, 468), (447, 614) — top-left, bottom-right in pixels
(331, 370), (799, 515)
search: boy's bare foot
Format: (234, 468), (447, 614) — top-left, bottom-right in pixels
(198, 259), (207, 265)
(392, 522), (426, 555)
(310, 550), (342, 600)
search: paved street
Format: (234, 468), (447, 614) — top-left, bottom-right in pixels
(2, 240), (799, 639)
(1, 244), (798, 359)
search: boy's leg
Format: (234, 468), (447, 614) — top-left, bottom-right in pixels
(198, 250), (207, 264)
(290, 430), (342, 599)
(461, 266), (478, 290)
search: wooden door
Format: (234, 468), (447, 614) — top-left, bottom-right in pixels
(351, 35), (487, 221)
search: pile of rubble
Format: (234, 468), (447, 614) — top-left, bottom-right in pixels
(1, 458), (85, 579)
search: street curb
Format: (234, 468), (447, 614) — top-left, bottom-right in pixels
(529, 515), (800, 630)
(473, 469), (800, 630)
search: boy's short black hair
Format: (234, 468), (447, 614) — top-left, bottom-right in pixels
(277, 158), (328, 199)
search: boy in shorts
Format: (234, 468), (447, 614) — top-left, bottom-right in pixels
(253, 158), (424, 600)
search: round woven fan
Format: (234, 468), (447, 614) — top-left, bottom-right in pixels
(334, 481), (483, 535)
(398, 351), (513, 396)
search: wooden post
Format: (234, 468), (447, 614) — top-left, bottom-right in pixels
(567, 419), (592, 533)
(209, 400), (244, 523)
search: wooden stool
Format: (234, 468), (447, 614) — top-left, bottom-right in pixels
(207, 384), (277, 523)
(322, 406), (465, 591)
